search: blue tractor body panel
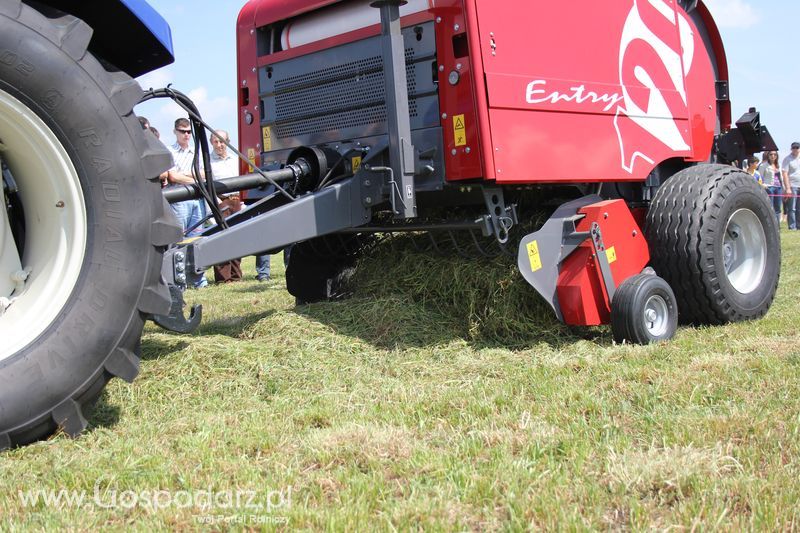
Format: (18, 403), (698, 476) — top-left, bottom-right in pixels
(34, 0), (174, 77)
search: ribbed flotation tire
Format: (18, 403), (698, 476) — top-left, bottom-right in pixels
(644, 163), (780, 325)
(0, 2), (180, 449)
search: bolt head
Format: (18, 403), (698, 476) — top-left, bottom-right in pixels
(465, 147), (471, 154)
(451, 149), (457, 156)
(454, 24), (460, 31)
(435, 16), (442, 23)
(365, 196), (372, 204)
(176, 252), (185, 261)
(10, 270), (28, 282)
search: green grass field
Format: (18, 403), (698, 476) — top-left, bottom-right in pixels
(2, 231), (799, 530)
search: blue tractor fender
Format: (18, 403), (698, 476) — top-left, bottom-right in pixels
(32, 0), (174, 77)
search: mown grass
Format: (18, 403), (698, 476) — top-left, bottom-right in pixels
(2, 231), (800, 530)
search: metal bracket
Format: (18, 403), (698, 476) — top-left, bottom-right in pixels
(715, 80), (730, 103)
(517, 195), (600, 321)
(371, 0), (417, 219)
(589, 222), (616, 302)
(481, 187), (517, 243)
(162, 247), (189, 290)
(150, 284), (202, 334)
(1, 155), (24, 299)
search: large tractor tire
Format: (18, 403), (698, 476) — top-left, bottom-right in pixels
(645, 164), (780, 325)
(0, 2), (179, 449)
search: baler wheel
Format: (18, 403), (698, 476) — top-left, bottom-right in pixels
(611, 273), (678, 344)
(0, 3), (178, 449)
(645, 164), (780, 325)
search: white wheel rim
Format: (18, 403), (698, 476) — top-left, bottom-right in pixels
(722, 208), (766, 295)
(0, 88), (87, 362)
(643, 294), (669, 337)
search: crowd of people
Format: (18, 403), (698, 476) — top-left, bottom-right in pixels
(744, 141), (800, 229)
(138, 115), (272, 289)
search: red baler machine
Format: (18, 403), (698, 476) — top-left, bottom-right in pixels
(162, 0), (779, 344)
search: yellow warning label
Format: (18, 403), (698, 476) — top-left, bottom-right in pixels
(351, 156), (362, 174)
(606, 246), (617, 264)
(526, 240), (542, 272)
(247, 147), (257, 172)
(262, 126), (272, 151)
(453, 113), (466, 147)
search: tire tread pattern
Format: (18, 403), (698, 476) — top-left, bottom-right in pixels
(645, 164), (779, 325)
(0, 4), (178, 449)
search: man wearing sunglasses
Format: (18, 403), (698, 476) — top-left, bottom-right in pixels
(166, 117), (208, 287)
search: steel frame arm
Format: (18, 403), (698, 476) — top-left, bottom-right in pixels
(187, 178), (370, 271)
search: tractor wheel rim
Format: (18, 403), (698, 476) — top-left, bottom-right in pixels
(0, 88), (87, 362)
(722, 208), (766, 295)
(643, 294), (669, 337)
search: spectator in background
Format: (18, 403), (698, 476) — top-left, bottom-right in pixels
(209, 130), (244, 283)
(783, 142), (800, 230)
(255, 253), (271, 282)
(760, 151), (783, 223)
(746, 156), (763, 184)
(167, 118), (208, 288)
(149, 126), (160, 139)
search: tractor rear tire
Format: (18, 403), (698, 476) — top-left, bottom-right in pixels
(0, 3), (178, 449)
(645, 164), (780, 325)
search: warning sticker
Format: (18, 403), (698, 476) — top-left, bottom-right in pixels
(262, 126), (272, 151)
(453, 114), (466, 147)
(351, 156), (362, 174)
(247, 148), (257, 172)
(526, 240), (542, 272)
(606, 246), (617, 264)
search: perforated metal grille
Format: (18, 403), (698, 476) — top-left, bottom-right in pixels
(271, 49), (421, 138)
(274, 56), (384, 92)
(276, 101), (419, 138)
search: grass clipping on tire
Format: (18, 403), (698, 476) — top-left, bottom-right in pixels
(323, 233), (584, 347)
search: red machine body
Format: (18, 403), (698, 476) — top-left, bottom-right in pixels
(557, 200), (650, 326)
(236, 0), (728, 185)
(232, 0), (734, 330)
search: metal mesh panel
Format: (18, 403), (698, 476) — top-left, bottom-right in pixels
(274, 56), (383, 92)
(276, 101), (419, 138)
(272, 49), (418, 138)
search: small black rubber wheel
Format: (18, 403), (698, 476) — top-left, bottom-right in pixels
(0, 3), (179, 449)
(645, 164), (780, 325)
(611, 274), (678, 344)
